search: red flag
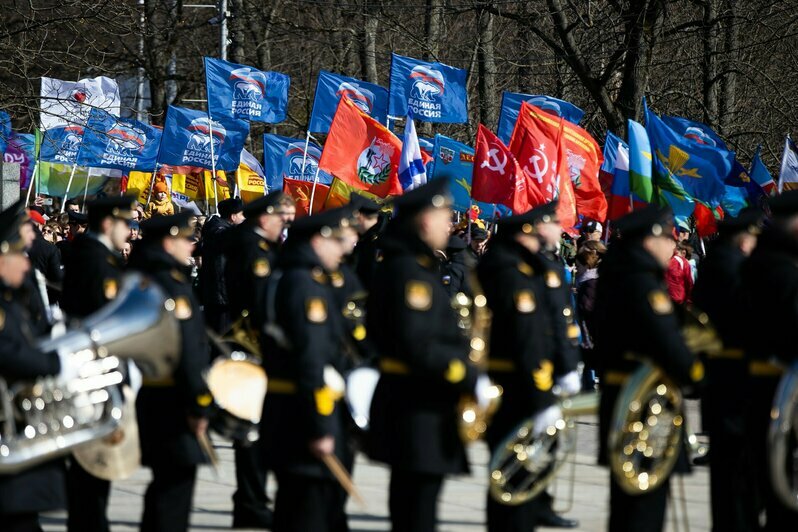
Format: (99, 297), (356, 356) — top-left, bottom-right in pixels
(523, 105), (607, 221)
(473, 124), (544, 214)
(318, 97), (404, 198)
(694, 203), (724, 237)
(283, 178), (330, 217)
(509, 103), (578, 231)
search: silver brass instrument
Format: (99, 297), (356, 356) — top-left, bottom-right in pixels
(0, 273), (180, 474)
(768, 361), (798, 511)
(608, 309), (719, 495)
(452, 288), (502, 443)
(489, 392), (599, 505)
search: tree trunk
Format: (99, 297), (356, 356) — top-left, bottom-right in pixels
(360, 0), (378, 83)
(701, 0), (720, 126)
(477, 7), (497, 127)
(425, 0), (444, 61)
(718, 0), (739, 135)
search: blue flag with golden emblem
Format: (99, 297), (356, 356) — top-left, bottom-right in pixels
(644, 100), (732, 207)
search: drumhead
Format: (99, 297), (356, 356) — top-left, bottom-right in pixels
(207, 358), (268, 422)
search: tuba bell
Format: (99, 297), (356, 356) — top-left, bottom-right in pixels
(608, 308), (717, 494)
(768, 361), (798, 511)
(488, 391), (599, 505)
(0, 273), (180, 474)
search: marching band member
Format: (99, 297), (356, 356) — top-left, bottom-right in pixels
(223, 191), (293, 529)
(60, 196), (136, 532)
(367, 179), (479, 532)
(0, 201), (67, 532)
(740, 191), (798, 529)
(693, 209), (762, 532)
(477, 207), (557, 531)
(129, 213), (212, 532)
(593, 206), (702, 532)
(259, 207), (352, 531)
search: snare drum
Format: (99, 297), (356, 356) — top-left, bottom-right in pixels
(345, 366), (380, 431)
(206, 351), (268, 443)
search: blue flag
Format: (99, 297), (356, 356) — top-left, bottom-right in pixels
(157, 106), (249, 172)
(662, 115), (729, 150)
(645, 102), (732, 207)
(428, 134), (509, 220)
(40, 125), (84, 164)
(0, 111), (10, 155)
(750, 145), (777, 196)
(263, 134), (333, 192)
(388, 53), (468, 123)
(309, 71), (388, 133)
(496, 92), (584, 143)
(205, 57), (290, 123)
(76, 109), (161, 171)
(722, 185), (748, 217)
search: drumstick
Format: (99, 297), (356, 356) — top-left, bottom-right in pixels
(197, 431), (220, 476)
(321, 454), (367, 509)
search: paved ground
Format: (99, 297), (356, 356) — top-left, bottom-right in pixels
(41, 400), (711, 531)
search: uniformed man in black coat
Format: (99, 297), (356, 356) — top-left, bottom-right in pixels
(692, 209), (762, 532)
(740, 192), (798, 530)
(527, 202), (581, 529)
(259, 207), (353, 532)
(129, 213), (213, 532)
(440, 234), (472, 298)
(593, 206), (703, 532)
(222, 191), (293, 529)
(367, 179), (481, 532)
(57, 196), (136, 532)
(477, 208), (557, 532)
(0, 202), (68, 532)
(348, 193), (385, 292)
(199, 197), (244, 333)
(224, 191), (292, 333)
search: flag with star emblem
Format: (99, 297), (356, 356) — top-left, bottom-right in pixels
(318, 97), (405, 198)
(509, 102), (577, 231)
(644, 100), (732, 207)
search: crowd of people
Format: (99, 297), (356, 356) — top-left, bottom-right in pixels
(0, 179), (797, 532)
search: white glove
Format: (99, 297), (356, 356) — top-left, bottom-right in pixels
(57, 350), (82, 384)
(532, 405), (563, 437)
(554, 370), (581, 397)
(474, 374), (493, 410)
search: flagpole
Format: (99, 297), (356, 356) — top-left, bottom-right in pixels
(81, 170), (91, 211)
(207, 119), (219, 214)
(308, 165), (321, 215)
(146, 163), (161, 205)
(60, 163), (79, 213)
(25, 162), (38, 206)
(299, 130), (312, 175)
(234, 168), (240, 199)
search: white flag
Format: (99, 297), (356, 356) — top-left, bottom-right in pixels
(778, 136), (798, 193)
(40, 76), (121, 130)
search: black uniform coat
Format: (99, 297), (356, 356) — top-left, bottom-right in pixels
(259, 241), (351, 478)
(0, 285), (65, 515)
(330, 263), (377, 369)
(223, 223), (277, 329)
(593, 242), (697, 468)
(198, 215), (234, 308)
(61, 233), (123, 319)
(128, 244), (211, 467)
(538, 251), (580, 376)
(367, 224), (478, 475)
(28, 230), (63, 284)
(350, 216), (385, 292)
(692, 238), (748, 435)
(477, 240), (555, 449)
